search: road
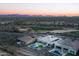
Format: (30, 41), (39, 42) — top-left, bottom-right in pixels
(49, 29), (79, 33)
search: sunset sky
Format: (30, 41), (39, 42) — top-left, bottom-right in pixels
(0, 3), (79, 16)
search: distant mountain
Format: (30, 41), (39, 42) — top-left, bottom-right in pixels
(0, 14), (79, 17)
(0, 14), (31, 17)
(0, 14), (79, 22)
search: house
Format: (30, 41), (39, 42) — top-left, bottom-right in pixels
(49, 37), (79, 56)
(16, 35), (36, 46)
(37, 35), (61, 44)
(36, 35), (79, 55)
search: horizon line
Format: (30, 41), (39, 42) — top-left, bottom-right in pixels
(0, 14), (79, 17)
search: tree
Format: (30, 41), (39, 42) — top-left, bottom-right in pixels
(76, 49), (79, 56)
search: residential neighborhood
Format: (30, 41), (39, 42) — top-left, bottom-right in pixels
(0, 3), (79, 56)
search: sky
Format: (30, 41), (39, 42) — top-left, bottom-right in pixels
(0, 3), (79, 16)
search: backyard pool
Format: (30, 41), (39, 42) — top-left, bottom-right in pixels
(28, 42), (47, 50)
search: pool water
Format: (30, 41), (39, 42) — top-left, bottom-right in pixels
(28, 42), (46, 50)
